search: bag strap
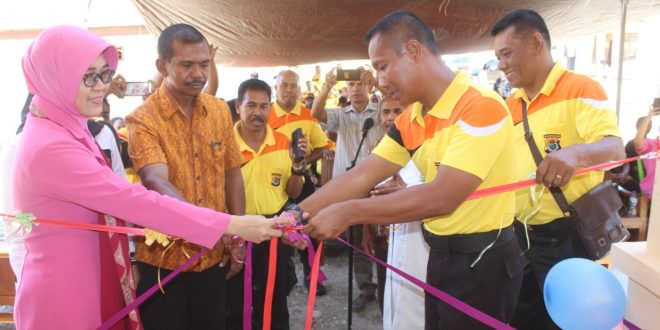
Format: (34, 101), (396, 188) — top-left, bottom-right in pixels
(521, 102), (573, 217)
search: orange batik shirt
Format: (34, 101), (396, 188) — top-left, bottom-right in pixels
(126, 85), (242, 271)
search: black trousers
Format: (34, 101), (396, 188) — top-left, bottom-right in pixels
(510, 220), (591, 330)
(226, 239), (295, 330)
(225, 267), (244, 330)
(252, 239), (295, 330)
(136, 261), (228, 330)
(374, 237), (388, 313)
(423, 227), (525, 330)
(295, 171), (321, 282)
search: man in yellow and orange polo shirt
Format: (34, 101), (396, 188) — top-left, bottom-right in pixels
(268, 69), (329, 294)
(300, 11), (525, 329)
(269, 70), (329, 182)
(491, 9), (624, 329)
(230, 78), (307, 329)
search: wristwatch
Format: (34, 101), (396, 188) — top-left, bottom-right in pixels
(284, 203), (305, 225)
(291, 165), (305, 176)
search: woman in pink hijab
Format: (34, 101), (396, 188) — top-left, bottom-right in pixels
(14, 26), (286, 330)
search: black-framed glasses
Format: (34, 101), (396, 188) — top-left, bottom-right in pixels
(81, 70), (115, 88)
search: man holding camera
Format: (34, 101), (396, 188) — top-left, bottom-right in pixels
(267, 69), (329, 294)
(312, 67), (384, 179)
(491, 9), (625, 329)
(311, 67), (384, 311)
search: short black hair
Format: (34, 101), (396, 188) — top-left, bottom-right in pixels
(363, 10), (439, 56)
(158, 24), (207, 61)
(491, 9), (551, 47)
(226, 99), (240, 123)
(111, 117), (124, 124)
(237, 79), (272, 102)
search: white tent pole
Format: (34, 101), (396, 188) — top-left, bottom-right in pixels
(615, 0), (629, 123)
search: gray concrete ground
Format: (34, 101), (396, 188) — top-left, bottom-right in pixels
(288, 241), (383, 330)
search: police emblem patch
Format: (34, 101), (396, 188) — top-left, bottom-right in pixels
(543, 134), (562, 153)
(271, 173), (282, 187)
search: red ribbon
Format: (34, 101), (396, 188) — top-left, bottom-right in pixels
(0, 215), (146, 236)
(467, 153), (652, 201)
(262, 238), (278, 330)
(3, 153), (651, 238)
(3, 152), (654, 329)
(305, 241), (324, 330)
(243, 242), (253, 330)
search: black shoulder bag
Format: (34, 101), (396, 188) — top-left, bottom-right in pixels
(521, 102), (629, 260)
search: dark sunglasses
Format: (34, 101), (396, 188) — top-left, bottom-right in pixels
(81, 70), (115, 88)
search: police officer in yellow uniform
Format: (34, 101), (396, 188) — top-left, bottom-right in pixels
(268, 69), (330, 294)
(228, 79), (307, 330)
(299, 11), (525, 329)
(491, 10), (624, 329)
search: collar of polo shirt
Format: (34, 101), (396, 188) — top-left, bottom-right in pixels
(409, 70), (471, 127)
(273, 100), (303, 117)
(512, 62), (565, 104)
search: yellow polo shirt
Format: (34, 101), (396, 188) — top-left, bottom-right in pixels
(116, 127), (141, 184)
(373, 71), (517, 235)
(507, 63), (621, 225)
(268, 101), (329, 157)
(234, 123), (294, 215)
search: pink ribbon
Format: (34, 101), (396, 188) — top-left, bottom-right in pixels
(98, 250), (207, 330)
(11, 151), (654, 329)
(284, 228), (327, 283)
(243, 242), (253, 330)
(302, 233), (327, 283)
(335, 237), (515, 330)
(623, 319), (642, 330)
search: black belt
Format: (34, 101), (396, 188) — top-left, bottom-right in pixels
(262, 201), (296, 218)
(422, 224), (515, 254)
(526, 217), (572, 234)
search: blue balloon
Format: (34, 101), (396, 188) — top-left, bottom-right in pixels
(544, 258), (626, 330)
(610, 267), (629, 298)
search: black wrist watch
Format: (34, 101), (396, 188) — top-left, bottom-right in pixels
(284, 203), (305, 225)
(291, 166), (305, 176)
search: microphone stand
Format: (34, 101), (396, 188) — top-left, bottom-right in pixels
(345, 128), (370, 330)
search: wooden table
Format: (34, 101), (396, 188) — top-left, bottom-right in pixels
(0, 244), (15, 323)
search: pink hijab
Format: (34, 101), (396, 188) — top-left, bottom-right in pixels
(22, 25), (118, 155)
(20, 26), (141, 329)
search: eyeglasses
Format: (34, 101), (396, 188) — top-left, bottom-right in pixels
(81, 70), (115, 88)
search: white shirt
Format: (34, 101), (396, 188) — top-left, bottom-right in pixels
(383, 161), (428, 330)
(95, 125), (127, 180)
(326, 102), (384, 178)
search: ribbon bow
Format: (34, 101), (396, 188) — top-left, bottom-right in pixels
(4, 211), (37, 238)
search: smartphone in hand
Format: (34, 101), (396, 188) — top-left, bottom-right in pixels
(125, 81), (150, 96)
(336, 69), (360, 81)
(291, 128), (305, 163)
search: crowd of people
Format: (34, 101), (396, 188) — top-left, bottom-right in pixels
(1, 6), (647, 330)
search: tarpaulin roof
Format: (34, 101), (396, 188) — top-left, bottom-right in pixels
(131, 0), (660, 67)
